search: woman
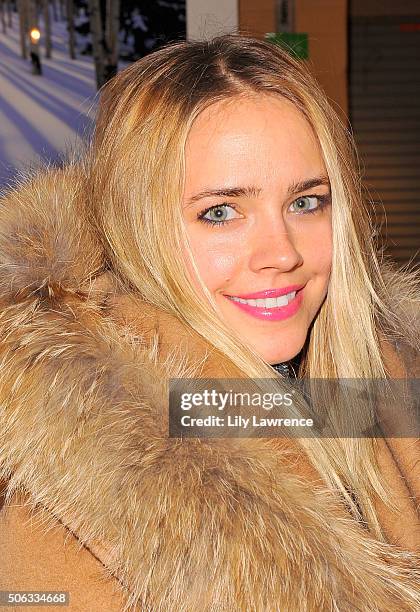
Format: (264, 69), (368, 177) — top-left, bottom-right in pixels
(0, 34), (419, 611)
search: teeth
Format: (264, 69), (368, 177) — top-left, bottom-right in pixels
(230, 291), (297, 308)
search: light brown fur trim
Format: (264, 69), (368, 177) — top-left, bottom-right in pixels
(0, 167), (419, 611)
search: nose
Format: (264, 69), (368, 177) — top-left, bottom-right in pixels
(248, 215), (304, 273)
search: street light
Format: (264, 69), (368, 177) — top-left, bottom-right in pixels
(29, 27), (42, 75)
(30, 28), (41, 43)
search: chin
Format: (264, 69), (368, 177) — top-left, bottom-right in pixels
(252, 331), (307, 365)
(267, 349), (303, 365)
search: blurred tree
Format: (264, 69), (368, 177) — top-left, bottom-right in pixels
(67, 1), (185, 85)
(17, 0), (28, 58)
(105, 0), (119, 79)
(88, 0), (120, 88)
(126, 0), (185, 59)
(88, 0), (104, 87)
(28, 0), (37, 33)
(28, 1), (42, 75)
(67, 0), (75, 58)
(1, 1), (7, 34)
(6, 0), (12, 28)
(43, 0), (52, 57)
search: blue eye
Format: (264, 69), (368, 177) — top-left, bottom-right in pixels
(198, 203), (239, 226)
(289, 195), (330, 214)
(197, 194), (331, 228)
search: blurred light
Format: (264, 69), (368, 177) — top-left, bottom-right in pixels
(30, 28), (41, 42)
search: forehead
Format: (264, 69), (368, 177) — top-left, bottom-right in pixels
(184, 94), (326, 191)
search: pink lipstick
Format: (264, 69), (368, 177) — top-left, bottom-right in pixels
(224, 284), (304, 321)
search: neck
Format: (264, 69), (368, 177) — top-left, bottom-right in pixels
(271, 350), (302, 377)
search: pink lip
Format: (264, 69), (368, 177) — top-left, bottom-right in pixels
(225, 287), (304, 321)
(225, 284), (304, 300)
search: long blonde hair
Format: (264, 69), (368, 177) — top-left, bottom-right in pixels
(86, 34), (419, 539)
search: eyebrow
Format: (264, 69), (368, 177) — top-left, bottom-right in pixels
(185, 175), (331, 207)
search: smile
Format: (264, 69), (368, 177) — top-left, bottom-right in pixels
(225, 289), (304, 321)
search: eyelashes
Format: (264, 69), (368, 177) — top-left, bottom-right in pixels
(197, 202), (240, 227)
(196, 194), (331, 227)
(289, 194), (331, 215)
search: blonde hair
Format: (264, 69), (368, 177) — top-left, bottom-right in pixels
(87, 34), (419, 539)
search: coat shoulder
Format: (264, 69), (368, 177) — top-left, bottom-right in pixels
(379, 261), (420, 370)
(0, 492), (130, 612)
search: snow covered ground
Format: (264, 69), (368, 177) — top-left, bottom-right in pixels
(0, 11), (98, 190)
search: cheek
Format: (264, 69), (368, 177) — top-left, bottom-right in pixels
(183, 231), (241, 292)
(295, 220), (332, 279)
(320, 225), (333, 275)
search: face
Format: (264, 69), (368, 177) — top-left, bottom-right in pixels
(182, 94), (332, 364)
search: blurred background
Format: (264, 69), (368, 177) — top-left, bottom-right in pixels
(0, 0), (418, 264)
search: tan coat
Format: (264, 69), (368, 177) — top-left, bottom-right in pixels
(0, 167), (419, 611)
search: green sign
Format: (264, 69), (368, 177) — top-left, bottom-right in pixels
(265, 32), (309, 60)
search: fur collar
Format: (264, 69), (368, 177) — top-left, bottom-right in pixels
(0, 166), (419, 611)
